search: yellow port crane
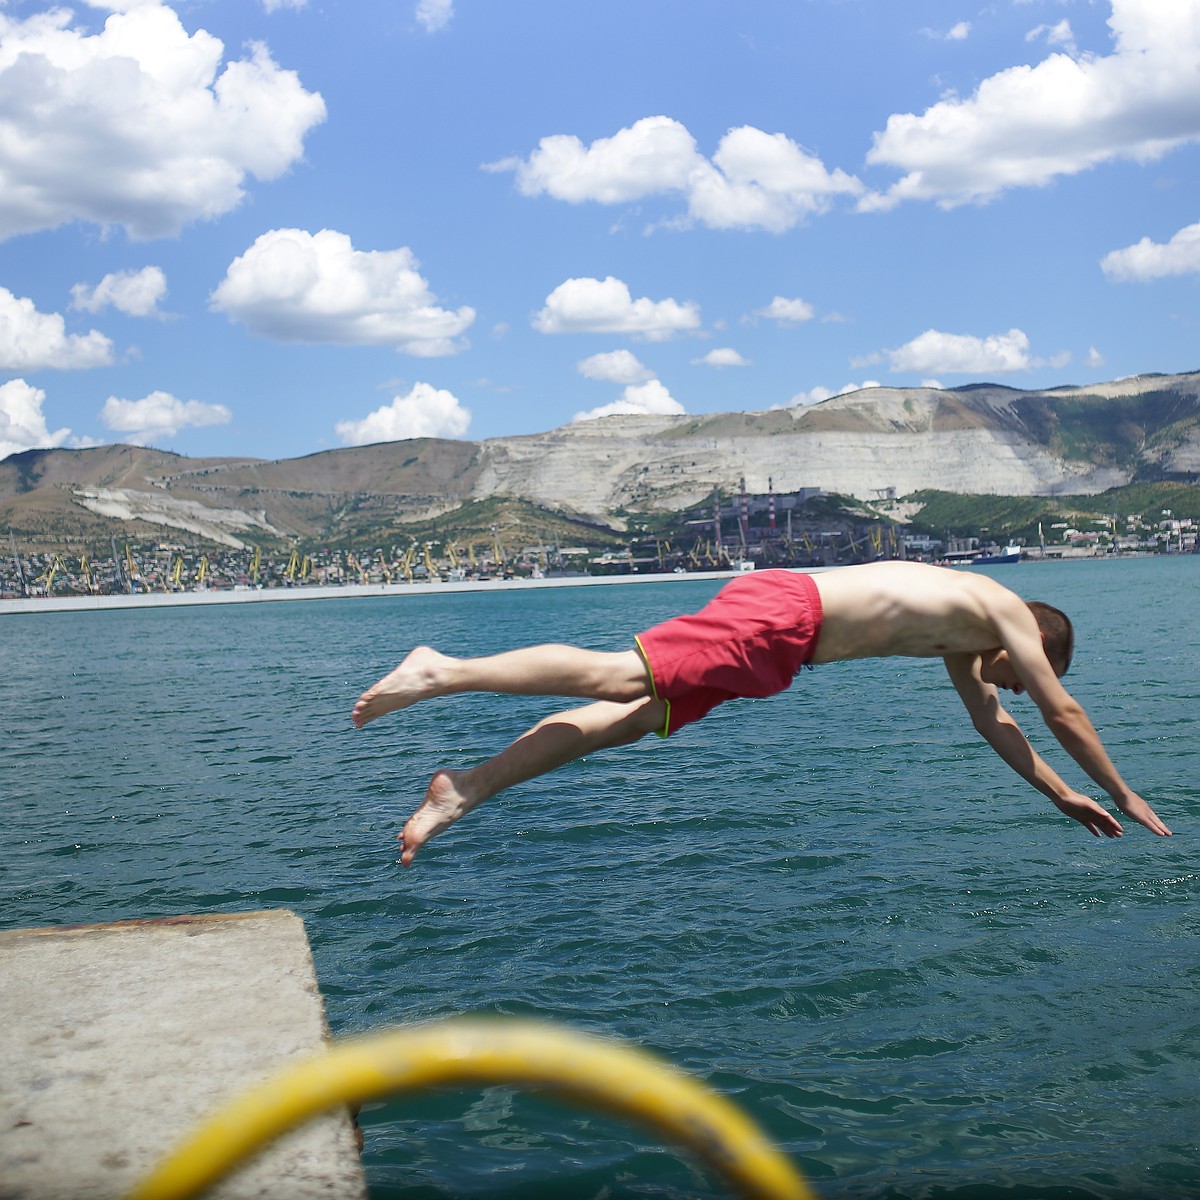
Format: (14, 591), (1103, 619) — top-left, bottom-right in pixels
(170, 557), (183, 589)
(249, 546), (261, 585)
(124, 544), (141, 591)
(79, 554), (94, 592)
(285, 548), (299, 584)
(422, 543), (438, 580)
(197, 555), (209, 587)
(346, 552), (368, 585)
(34, 555), (66, 595)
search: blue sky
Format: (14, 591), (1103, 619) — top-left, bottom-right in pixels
(1, 0), (1198, 462)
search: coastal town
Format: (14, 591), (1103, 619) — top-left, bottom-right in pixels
(5, 498), (1196, 601)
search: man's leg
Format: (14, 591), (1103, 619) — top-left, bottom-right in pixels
(352, 643), (650, 727)
(398, 695), (666, 865)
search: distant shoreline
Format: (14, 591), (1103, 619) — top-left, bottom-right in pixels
(0, 568), (764, 617)
(3, 553), (1189, 616)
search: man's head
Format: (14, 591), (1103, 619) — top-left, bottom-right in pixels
(1027, 600), (1074, 676)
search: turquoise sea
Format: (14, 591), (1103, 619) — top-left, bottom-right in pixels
(2, 557), (1198, 1199)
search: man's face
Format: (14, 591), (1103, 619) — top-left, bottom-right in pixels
(980, 649), (1067, 695)
(980, 651), (1025, 695)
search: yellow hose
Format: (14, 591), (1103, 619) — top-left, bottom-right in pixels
(126, 1018), (814, 1200)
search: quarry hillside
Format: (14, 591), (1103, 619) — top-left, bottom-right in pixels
(3, 371), (1198, 550)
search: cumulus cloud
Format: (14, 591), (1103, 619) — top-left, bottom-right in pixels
(863, 0), (1200, 210)
(1101, 221), (1200, 280)
(924, 21), (971, 41)
(788, 381), (880, 407)
(335, 382), (470, 444)
(0, 2), (325, 240)
(1027, 19), (1077, 55)
(0, 378), (70, 459)
(752, 296), (815, 325)
(577, 349), (654, 384)
(534, 276), (700, 340)
(415, 0), (454, 33)
(100, 391), (231, 445)
(886, 328), (1033, 374)
(0, 287), (112, 370)
(493, 115), (863, 233)
(574, 378), (684, 422)
(694, 348), (751, 368)
(211, 228), (475, 355)
(71, 266), (167, 317)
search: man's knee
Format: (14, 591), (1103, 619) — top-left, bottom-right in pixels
(623, 697), (666, 741)
(608, 649), (653, 701)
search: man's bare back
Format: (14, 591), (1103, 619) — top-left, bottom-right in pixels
(811, 561), (1031, 663)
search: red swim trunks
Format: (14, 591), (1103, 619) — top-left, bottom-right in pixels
(634, 570), (823, 737)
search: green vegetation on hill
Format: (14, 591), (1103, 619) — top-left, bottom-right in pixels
(1015, 384), (1200, 473)
(905, 482), (1200, 542)
(325, 495), (625, 554)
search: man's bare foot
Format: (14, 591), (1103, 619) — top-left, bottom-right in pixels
(352, 646), (454, 727)
(399, 769), (479, 866)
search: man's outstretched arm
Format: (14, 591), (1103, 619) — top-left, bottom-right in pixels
(944, 654), (1171, 837)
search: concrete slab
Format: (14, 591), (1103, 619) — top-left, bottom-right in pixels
(0, 910), (367, 1200)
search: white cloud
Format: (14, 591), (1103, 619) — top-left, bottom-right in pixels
(494, 115), (863, 233)
(71, 266), (167, 317)
(495, 116), (700, 204)
(863, 0), (1200, 210)
(924, 21), (971, 41)
(753, 296), (815, 325)
(577, 349), (654, 384)
(1087, 346), (1106, 368)
(262, 0), (307, 11)
(0, 378), (70, 459)
(886, 328), (1032, 374)
(211, 228), (475, 356)
(0, 287), (113, 370)
(788, 381), (879, 407)
(694, 348), (751, 368)
(99, 390), (231, 445)
(574, 378), (685, 422)
(534, 276), (700, 341)
(1027, 19), (1077, 55)
(415, 0), (454, 33)
(687, 126), (864, 232)
(335, 382), (470, 444)
(1101, 221), (1200, 280)
(0, 2), (325, 240)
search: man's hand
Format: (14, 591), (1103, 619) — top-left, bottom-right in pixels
(1051, 791), (1126, 838)
(1051, 790), (1173, 837)
(1116, 793), (1173, 836)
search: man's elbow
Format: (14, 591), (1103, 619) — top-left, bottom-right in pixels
(1043, 699), (1088, 740)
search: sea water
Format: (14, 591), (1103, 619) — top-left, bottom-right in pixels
(2, 557), (1198, 1199)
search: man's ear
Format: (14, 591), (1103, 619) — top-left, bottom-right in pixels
(979, 647), (1006, 672)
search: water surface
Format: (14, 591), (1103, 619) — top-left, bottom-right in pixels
(3, 558), (1198, 1198)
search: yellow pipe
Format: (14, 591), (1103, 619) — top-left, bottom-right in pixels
(126, 1019), (814, 1200)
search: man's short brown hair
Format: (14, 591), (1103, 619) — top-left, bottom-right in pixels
(1027, 601), (1074, 675)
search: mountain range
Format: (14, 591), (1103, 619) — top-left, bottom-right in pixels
(3, 371), (1198, 551)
